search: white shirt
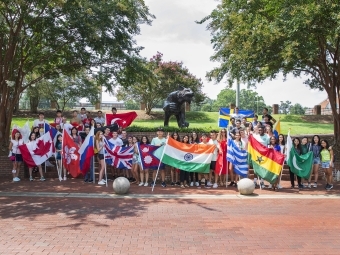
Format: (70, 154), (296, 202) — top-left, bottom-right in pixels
(110, 137), (123, 146)
(208, 139), (218, 161)
(33, 119), (46, 129)
(94, 116), (105, 125)
(11, 139), (23, 154)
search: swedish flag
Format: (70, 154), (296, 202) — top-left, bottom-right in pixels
(218, 108), (255, 128)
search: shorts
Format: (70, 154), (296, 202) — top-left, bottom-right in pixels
(321, 161), (333, 168)
(98, 154), (104, 160)
(12, 153), (23, 162)
(210, 161), (216, 171)
(313, 157), (320, 165)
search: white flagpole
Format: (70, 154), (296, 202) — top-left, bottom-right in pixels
(103, 137), (108, 187)
(60, 129), (65, 181)
(93, 133), (95, 184)
(152, 138), (168, 192)
(44, 123), (47, 173)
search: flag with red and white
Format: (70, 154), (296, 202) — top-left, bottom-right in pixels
(62, 130), (81, 178)
(104, 139), (133, 169)
(105, 112), (137, 128)
(137, 143), (164, 170)
(19, 129), (58, 167)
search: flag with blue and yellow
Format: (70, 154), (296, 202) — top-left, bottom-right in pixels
(273, 119), (281, 138)
(218, 108), (255, 128)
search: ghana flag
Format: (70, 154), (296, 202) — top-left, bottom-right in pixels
(248, 135), (285, 184)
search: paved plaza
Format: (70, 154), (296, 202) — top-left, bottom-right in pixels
(0, 179), (340, 255)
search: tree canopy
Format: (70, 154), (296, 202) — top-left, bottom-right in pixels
(200, 0), (340, 143)
(117, 52), (206, 114)
(0, 0), (154, 146)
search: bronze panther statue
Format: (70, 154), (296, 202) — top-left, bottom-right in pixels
(163, 86), (194, 128)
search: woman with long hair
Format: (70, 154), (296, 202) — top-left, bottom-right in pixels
(71, 127), (82, 148)
(308, 135), (321, 188)
(32, 126), (40, 139)
(55, 134), (66, 180)
(216, 128), (228, 187)
(268, 136), (281, 190)
(290, 137), (303, 189)
(139, 135), (151, 187)
(189, 132), (200, 187)
(131, 136), (141, 185)
(170, 132), (181, 186)
(9, 130), (24, 182)
(28, 132), (45, 181)
(95, 131), (106, 185)
(179, 135), (190, 188)
(276, 134), (286, 189)
(228, 132), (244, 187)
(123, 136), (133, 181)
(320, 139), (334, 190)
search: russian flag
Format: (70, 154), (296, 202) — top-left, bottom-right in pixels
(79, 126), (94, 175)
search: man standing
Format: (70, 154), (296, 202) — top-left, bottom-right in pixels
(94, 111), (105, 126)
(110, 130), (123, 179)
(151, 127), (167, 187)
(208, 131), (218, 188)
(253, 126), (270, 188)
(199, 133), (212, 189)
(230, 120), (242, 138)
(71, 110), (83, 130)
(33, 112), (47, 133)
(262, 107), (276, 124)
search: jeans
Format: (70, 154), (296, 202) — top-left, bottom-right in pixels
(180, 170), (190, 183)
(84, 157), (94, 181)
(190, 172), (198, 182)
(289, 167), (301, 186)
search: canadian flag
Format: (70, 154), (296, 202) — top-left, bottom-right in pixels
(62, 129), (81, 178)
(19, 129), (58, 167)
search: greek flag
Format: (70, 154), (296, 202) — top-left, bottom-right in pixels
(227, 134), (248, 177)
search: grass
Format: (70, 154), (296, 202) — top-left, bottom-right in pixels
(11, 112), (334, 135)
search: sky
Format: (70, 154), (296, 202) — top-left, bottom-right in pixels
(102, 0), (327, 108)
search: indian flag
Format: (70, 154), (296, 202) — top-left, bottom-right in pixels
(248, 135), (285, 184)
(154, 137), (215, 173)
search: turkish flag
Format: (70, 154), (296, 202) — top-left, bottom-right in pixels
(62, 130), (81, 177)
(105, 112), (137, 128)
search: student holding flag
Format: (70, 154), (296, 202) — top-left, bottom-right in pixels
(151, 127), (167, 187)
(55, 134), (66, 180)
(27, 132), (45, 181)
(138, 136), (151, 187)
(9, 130), (24, 182)
(308, 135), (322, 188)
(95, 131), (106, 185)
(289, 138), (303, 189)
(320, 139), (334, 190)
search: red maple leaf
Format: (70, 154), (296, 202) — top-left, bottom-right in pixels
(33, 139), (52, 157)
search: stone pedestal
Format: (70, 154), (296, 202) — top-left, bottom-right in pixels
(95, 102), (101, 110)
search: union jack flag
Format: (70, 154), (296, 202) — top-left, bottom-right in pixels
(104, 139), (133, 169)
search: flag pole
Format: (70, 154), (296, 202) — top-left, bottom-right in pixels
(44, 123), (47, 173)
(60, 129), (64, 181)
(103, 138), (108, 187)
(93, 134), (95, 184)
(151, 138), (168, 192)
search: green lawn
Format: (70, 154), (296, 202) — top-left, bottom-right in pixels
(11, 112), (334, 135)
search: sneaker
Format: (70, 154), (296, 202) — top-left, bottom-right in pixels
(313, 182), (317, 188)
(254, 181), (258, 187)
(228, 182), (234, 186)
(13, 177), (20, 182)
(291, 185), (295, 189)
(144, 182), (149, 187)
(206, 181), (213, 187)
(16, 177), (21, 181)
(150, 181), (156, 187)
(40, 177), (46, 181)
(277, 184), (283, 189)
(307, 183), (311, 188)
(326, 184), (333, 190)
(213, 183), (218, 189)
(63, 176), (67, 181)
(195, 182), (199, 187)
(176, 181), (181, 186)
(184, 184), (189, 188)
(325, 183), (329, 190)
(101, 179), (106, 183)
(170, 182), (175, 186)
(88, 180), (93, 183)
(138, 182), (144, 186)
(190, 182), (194, 187)
(98, 180), (105, 185)
(260, 182), (265, 189)
(180, 184), (185, 189)
(29, 176), (33, 181)
(298, 184), (304, 189)
(268, 184), (272, 189)
(161, 181), (166, 187)
(205, 185), (211, 189)
(84, 179), (88, 183)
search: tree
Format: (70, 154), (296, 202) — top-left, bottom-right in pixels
(125, 100), (140, 110)
(279, 100), (292, 114)
(212, 88), (267, 114)
(38, 72), (100, 111)
(290, 103), (306, 115)
(117, 52), (206, 114)
(0, 0), (154, 147)
(200, 0), (340, 144)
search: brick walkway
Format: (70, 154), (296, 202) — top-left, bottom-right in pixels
(1, 179), (340, 254)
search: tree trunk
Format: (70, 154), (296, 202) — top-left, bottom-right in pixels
(29, 95), (40, 113)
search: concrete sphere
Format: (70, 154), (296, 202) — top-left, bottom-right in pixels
(112, 177), (130, 194)
(237, 178), (255, 195)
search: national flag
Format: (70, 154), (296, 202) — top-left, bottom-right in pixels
(273, 119), (281, 139)
(70, 122), (83, 132)
(44, 123), (51, 133)
(218, 108), (254, 127)
(62, 130), (81, 177)
(137, 143), (164, 170)
(248, 135), (285, 184)
(104, 139), (134, 169)
(79, 126), (95, 175)
(286, 132), (313, 179)
(19, 128), (58, 167)
(227, 133), (248, 177)
(154, 137), (215, 173)
(105, 112), (137, 128)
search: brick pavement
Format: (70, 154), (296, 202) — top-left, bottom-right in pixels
(1, 179), (340, 254)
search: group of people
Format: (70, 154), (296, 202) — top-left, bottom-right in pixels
(9, 107), (335, 190)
